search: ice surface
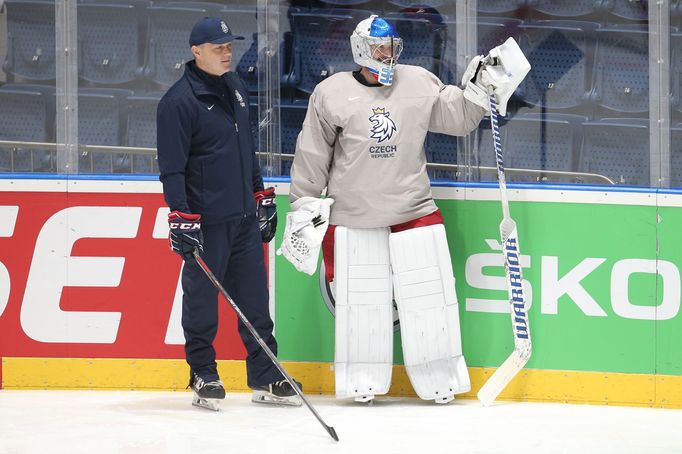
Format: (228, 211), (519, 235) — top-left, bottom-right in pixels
(1, 390), (681, 454)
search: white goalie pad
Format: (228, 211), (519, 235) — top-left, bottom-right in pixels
(277, 197), (334, 275)
(334, 226), (393, 401)
(389, 224), (470, 403)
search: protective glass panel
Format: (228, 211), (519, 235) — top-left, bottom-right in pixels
(0, 0), (57, 173)
(0, 0), (675, 186)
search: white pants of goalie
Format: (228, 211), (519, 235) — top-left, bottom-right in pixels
(334, 224), (470, 403)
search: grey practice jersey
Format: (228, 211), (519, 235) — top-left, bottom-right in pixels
(290, 64), (486, 228)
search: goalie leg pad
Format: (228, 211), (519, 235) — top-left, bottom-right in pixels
(334, 226), (393, 401)
(389, 224), (470, 402)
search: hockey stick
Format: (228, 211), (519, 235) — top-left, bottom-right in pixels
(476, 90), (532, 406)
(192, 250), (339, 442)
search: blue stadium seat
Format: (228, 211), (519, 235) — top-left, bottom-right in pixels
(0, 84), (54, 172)
(518, 21), (597, 109)
(475, 116), (503, 170)
(78, 88), (132, 173)
(248, 101), (271, 174)
(672, 32), (682, 117)
(439, 19), (457, 85)
(591, 26), (649, 114)
(602, 0), (649, 21)
(143, 3), (222, 88)
(531, 0), (598, 18)
(248, 101), (307, 176)
(580, 118), (649, 186)
(322, 0), (372, 6)
(2, 0), (56, 82)
(439, 18), (522, 85)
(388, 0), (446, 7)
(426, 132), (457, 180)
(280, 101), (309, 175)
(431, 115), (583, 183)
(426, 133), (456, 165)
(77, 1), (148, 85)
(671, 123), (682, 187)
(673, 0), (682, 29)
(385, 11), (446, 75)
(220, 6), (259, 93)
(477, 18), (524, 55)
(126, 93), (162, 174)
(249, 102), (259, 150)
(505, 113), (587, 179)
(288, 9), (366, 94)
(477, 0), (526, 15)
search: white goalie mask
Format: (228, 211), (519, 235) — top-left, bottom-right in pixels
(350, 15), (403, 86)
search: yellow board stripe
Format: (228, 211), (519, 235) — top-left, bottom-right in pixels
(2, 358), (681, 408)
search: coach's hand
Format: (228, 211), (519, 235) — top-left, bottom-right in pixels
(255, 187), (277, 243)
(168, 211), (204, 261)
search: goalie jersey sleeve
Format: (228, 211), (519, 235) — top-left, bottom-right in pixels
(290, 65), (486, 228)
(429, 80), (488, 136)
(289, 90), (337, 202)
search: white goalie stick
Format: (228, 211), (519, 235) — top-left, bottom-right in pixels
(192, 250), (339, 442)
(477, 91), (532, 406)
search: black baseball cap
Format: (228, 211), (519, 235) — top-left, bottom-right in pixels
(189, 17), (244, 47)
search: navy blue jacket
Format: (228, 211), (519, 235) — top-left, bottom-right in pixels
(157, 61), (263, 224)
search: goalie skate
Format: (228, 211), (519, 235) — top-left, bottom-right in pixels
(189, 371), (226, 412)
(251, 379), (303, 406)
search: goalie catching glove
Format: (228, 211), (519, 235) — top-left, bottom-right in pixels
(462, 37), (531, 116)
(168, 211), (204, 261)
(277, 196), (334, 275)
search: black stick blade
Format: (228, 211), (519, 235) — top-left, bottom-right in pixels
(327, 426), (339, 442)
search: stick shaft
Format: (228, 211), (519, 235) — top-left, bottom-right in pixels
(477, 93), (532, 406)
(192, 250), (339, 441)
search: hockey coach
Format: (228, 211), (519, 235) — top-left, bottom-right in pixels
(156, 16), (301, 411)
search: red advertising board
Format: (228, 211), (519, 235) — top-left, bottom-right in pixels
(0, 182), (250, 360)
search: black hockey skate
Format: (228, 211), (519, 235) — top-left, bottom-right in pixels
(251, 379), (302, 406)
(188, 371), (226, 411)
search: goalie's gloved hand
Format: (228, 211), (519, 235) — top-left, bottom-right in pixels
(168, 210), (203, 261)
(461, 54), (491, 112)
(255, 187), (277, 243)
(462, 38), (531, 117)
(277, 196), (334, 275)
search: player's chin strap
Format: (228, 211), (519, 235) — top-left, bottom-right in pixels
(277, 196), (334, 275)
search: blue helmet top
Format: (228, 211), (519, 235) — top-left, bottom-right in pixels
(369, 17), (400, 39)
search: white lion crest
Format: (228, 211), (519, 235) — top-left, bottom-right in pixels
(369, 107), (397, 143)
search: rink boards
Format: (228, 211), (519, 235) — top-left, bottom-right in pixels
(1, 177), (682, 408)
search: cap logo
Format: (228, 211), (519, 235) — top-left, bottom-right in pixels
(220, 21), (229, 34)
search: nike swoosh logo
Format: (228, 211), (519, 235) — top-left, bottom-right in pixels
(348, 96), (361, 101)
(207, 104), (215, 110)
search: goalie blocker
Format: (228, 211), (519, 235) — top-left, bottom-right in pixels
(334, 224), (470, 403)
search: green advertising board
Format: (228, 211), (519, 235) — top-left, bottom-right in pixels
(273, 184), (682, 405)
